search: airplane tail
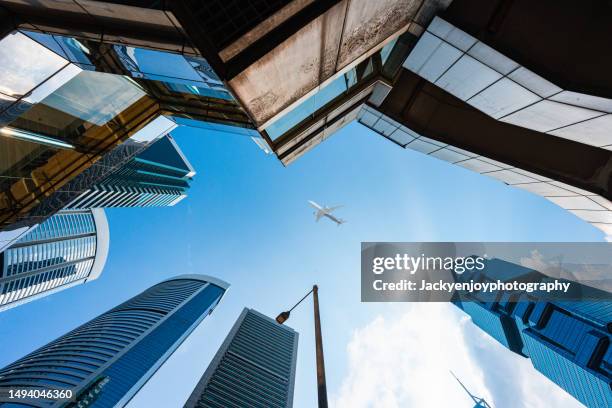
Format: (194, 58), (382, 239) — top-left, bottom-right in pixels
(337, 219), (346, 226)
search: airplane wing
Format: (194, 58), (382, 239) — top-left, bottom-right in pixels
(308, 200), (323, 210)
(327, 205), (343, 212)
(315, 211), (324, 222)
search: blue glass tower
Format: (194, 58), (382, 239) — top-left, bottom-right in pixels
(453, 260), (612, 406)
(185, 308), (299, 408)
(0, 274), (229, 407)
(65, 135), (195, 209)
(0, 208), (109, 312)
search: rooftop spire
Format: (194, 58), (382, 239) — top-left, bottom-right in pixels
(450, 371), (493, 408)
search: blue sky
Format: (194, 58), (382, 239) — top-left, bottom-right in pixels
(0, 121), (602, 407)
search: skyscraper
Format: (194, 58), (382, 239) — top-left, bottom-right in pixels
(65, 135), (195, 209)
(0, 25), (251, 234)
(185, 308), (299, 408)
(0, 208), (108, 312)
(453, 259), (612, 407)
(0, 274), (229, 407)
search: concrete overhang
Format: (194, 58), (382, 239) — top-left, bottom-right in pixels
(227, 0), (424, 128)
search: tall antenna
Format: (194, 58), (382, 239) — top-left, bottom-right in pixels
(450, 371), (493, 408)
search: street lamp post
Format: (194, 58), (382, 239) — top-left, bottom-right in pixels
(276, 285), (328, 408)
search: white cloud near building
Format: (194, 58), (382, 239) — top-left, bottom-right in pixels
(331, 303), (581, 408)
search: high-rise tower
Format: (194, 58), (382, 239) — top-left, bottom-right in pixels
(0, 208), (108, 312)
(65, 135), (195, 209)
(0, 25), (251, 234)
(0, 274), (229, 407)
(185, 308), (299, 408)
(453, 259), (612, 407)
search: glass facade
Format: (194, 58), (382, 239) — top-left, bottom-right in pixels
(185, 308), (298, 408)
(523, 331), (611, 406)
(459, 302), (521, 351)
(257, 32), (414, 165)
(0, 275), (229, 407)
(454, 259), (612, 406)
(263, 57), (376, 141)
(18, 30), (248, 124)
(0, 31), (70, 102)
(20, 31), (234, 103)
(0, 28), (158, 230)
(114, 45), (232, 101)
(0, 26), (252, 233)
(405, 17), (612, 149)
(65, 135), (194, 209)
(0, 209), (108, 312)
(517, 301), (612, 407)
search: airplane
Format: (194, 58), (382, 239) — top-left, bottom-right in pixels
(308, 200), (346, 226)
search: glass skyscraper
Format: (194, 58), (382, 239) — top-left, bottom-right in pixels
(0, 274), (229, 407)
(0, 208), (108, 312)
(65, 135), (195, 209)
(185, 308), (299, 408)
(0, 25), (251, 235)
(453, 260), (612, 407)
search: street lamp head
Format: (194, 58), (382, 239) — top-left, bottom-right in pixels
(276, 311), (290, 324)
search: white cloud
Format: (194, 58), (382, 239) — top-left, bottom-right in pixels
(331, 304), (582, 408)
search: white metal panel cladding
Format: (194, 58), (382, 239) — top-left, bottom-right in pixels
(357, 105), (612, 238)
(403, 17), (612, 150)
